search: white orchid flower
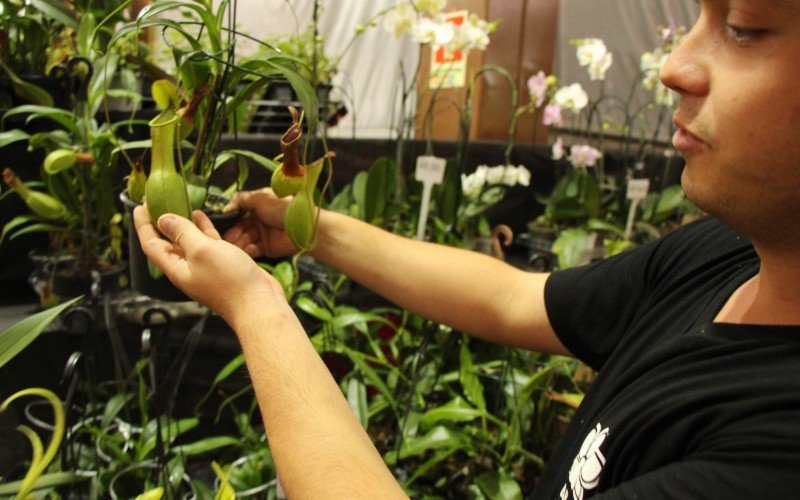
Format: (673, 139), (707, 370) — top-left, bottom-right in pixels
(554, 83), (589, 113)
(461, 165), (488, 199)
(412, 16), (454, 46)
(413, 0), (446, 16)
(502, 165), (531, 187)
(383, 0), (416, 38)
(575, 38), (613, 81)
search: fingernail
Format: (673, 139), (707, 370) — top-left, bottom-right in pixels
(222, 202), (235, 213)
(158, 214), (176, 236)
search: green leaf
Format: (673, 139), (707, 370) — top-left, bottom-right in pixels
(211, 460), (236, 500)
(0, 63), (54, 107)
(89, 53), (120, 115)
(404, 448), (458, 487)
(438, 158), (460, 225)
(504, 367), (553, 457)
(419, 397), (485, 429)
(225, 76), (270, 115)
(0, 471), (88, 495)
(397, 425), (469, 459)
(111, 139), (153, 155)
(272, 65), (318, 133)
(214, 149), (279, 173)
(176, 54), (212, 91)
(346, 378), (369, 429)
(552, 228), (589, 270)
(581, 170), (601, 219)
(102, 393), (133, 429)
(363, 157), (397, 225)
(263, 261), (295, 296)
(546, 391), (584, 409)
(295, 296), (332, 321)
(473, 471), (523, 500)
(459, 337), (486, 410)
(0, 297), (83, 369)
(111, 18), (202, 54)
(3, 105), (79, 137)
(213, 354), (246, 385)
(76, 11), (96, 56)
(586, 218), (624, 236)
(0, 129), (31, 149)
(140, 417), (199, 459)
(30, 0), (79, 30)
(651, 185), (685, 223)
(172, 436), (240, 456)
(351, 171), (369, 220)
(9, 223), (66, 241)
(1, 215), (37, 246)
(136, 0), (222, 52)
(343, 348), (396, 407)
(329, 312), (396, 331)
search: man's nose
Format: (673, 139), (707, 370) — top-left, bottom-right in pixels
(660, 21), (710, 98)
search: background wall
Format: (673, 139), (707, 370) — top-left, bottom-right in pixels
(229, 0), (420, 139)
(554, 0), (699, 140)
(210, 1), (699, 140)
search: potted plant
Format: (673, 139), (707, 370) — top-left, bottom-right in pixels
(0, 0), (72, 108)
(0, 51), (136, 304)
(0, 0), (162, 303)
(110, 0), (322, 300)
(522, 27), (698, 270)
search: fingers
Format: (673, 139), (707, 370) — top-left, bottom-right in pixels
(193, 210), (221, 240)
(133, 205), (156, 238)
(224, 214), (260, 248)
(224, 188), (275, 214)
(134, 205), (170, 252)
(133, 205), (182, 269)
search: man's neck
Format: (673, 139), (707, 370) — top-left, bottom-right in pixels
(715, 244), (800, 325)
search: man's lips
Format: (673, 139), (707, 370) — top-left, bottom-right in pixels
(672, 116), (708, 152)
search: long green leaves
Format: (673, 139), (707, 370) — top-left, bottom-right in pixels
(29, 0), (79, 30)
(0, 388), (67, 497)
(0, 296), (83, 369)
(0, 471), (87, 495)
(0, 62), (54, 106)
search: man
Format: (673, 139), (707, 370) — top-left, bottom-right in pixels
(134, 0), (800, 497)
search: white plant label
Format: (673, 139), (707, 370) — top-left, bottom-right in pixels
(624, 179), (650, 241)
(415, 156), (447, 184)
(415, 156), (447, 240)
(626, 179), (650, 200)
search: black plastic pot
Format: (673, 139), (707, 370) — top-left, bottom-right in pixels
(27, 251), (127, 303)
(518, 227), (558, 272)
(249, 82), (335, 134)
(120, 190), (241, 302)
(50, 264), (128, 300)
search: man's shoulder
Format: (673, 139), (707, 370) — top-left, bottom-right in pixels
(646, 215), (755, 278)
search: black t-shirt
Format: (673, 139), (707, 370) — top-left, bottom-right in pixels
(534, 216), (800, 499)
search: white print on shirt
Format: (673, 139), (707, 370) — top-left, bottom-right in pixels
(559, 423), (610, 500)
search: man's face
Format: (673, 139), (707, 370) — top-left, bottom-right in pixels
(660, 0), (800, 243)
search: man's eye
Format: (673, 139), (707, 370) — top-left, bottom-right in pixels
(724, 24), (766, 43)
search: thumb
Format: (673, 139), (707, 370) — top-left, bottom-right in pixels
(158, 214), (203, 249)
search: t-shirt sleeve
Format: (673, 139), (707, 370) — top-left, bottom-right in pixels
(544, 237), (663, 370)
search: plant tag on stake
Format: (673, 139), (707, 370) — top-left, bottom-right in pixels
(624, 179), (650, 241)
(415, 156), (447, 240)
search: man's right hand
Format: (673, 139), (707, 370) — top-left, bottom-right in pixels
(223, 188), (297, 258)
